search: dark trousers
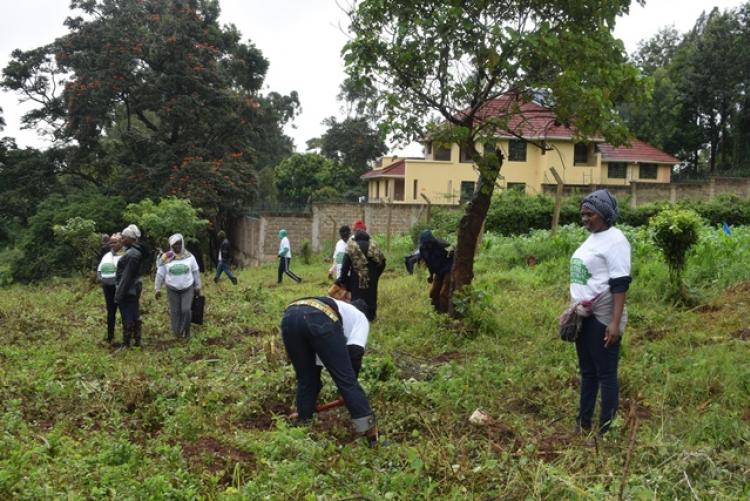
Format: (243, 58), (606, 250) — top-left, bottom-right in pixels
(102, 284), (118, 337)
(429, 272), (451, 313)
(281, 305), (372, 422)
(214, 261), (237, 283)
(278, 257), (301, 283)
(118, 294), (140, 327)
(575, 316), (620, 433)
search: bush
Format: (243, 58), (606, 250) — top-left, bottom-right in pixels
(649, 208), (703, 303)
(11, 191), (126, 282)
(123, 197), (209, 247)
(52, 217), (100, 275)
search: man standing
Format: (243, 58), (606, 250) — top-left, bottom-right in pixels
(329, 225), (351, 280)
(214, 230), (238, 285)
(115, 224), (145, 348)
(278, 229), (302, 284)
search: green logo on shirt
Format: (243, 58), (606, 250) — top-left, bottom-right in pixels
(100, 263), (116, 274)
(570, 258), (591, 285)
(169, 263), (190, 275)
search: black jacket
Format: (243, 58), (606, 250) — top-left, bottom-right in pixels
(219, 238), (232, 263)
(115, 243), (144, 303)
(419, 232), (453, 277)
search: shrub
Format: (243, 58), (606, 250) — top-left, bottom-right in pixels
(649, 208), (702, 303)
(52, 217), (100, 275)
(123, 197), (208, 246)
(299, 240), (313, 265)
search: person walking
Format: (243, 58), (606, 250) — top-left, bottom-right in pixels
(277, 229), (302, 284)
(214, 230), (238, 285)
(418, 229), (453, 313)
(155, 234), (202, 339)
(329, 225), (351, 280)
(336, 220), (385, 321)
(280, 295), (378, 445)
(115, 224), (145, 348)
(97, 232), (124, 344)
(569, 189), (631, 435)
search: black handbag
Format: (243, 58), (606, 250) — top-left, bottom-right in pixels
(191, 294), (205, 325)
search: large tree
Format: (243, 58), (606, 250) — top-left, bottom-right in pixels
(2, 0), (298, 228)
(344, 0), (646, 312)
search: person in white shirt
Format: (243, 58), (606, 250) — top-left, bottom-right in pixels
(155, 233), (202, 338)
(329, 225), (351, 280)
(97, 232), (124, 344)
(569, 189), (631, 435)
(280, 296), (377, 445)
(277, 229), (302, 283)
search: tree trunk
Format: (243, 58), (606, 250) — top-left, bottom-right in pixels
(448, 148), (504, 317)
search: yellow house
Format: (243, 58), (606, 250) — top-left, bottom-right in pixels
(362, 96), (678, 204)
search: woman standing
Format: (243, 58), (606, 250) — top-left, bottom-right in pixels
(570, 190), (631, 435)
(155, 233), (202, 338)
(97, 233), (124, 344)
(277, 229), (302, 283)
(336, 220), (385, 321)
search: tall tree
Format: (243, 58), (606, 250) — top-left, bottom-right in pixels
(2, 0), (298, 228)
(344, 0), (646, 313)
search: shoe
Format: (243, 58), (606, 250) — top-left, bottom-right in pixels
(231, 277), (238, 285)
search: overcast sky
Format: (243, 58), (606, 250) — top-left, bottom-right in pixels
(0, 0), (744, 156)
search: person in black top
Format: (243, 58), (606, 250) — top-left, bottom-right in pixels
(115, 224), (145, 347)
(418, 229), (453, 313)
(214, 230), (238, 285)
(336, 220), (385, 321)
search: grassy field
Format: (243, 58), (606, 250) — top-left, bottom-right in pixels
(1, 225), (749, 499)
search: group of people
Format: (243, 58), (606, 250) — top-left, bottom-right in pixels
(97, 227), (238, 347)
(96, 188), (630, 444)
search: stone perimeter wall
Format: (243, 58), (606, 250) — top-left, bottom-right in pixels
(235, 177), (750, 266)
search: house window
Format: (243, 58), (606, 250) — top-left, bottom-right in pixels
(508, 140), (527, 162)
(507, 183), (526, 191)
(639, 163), (658, 179)
(459, 145), (473, 163)
(574, 143), (589, 164)
(434, 145), (452, 161)
(460, 181), (475, 202)
(413, 179), (418, 200)
(608, 162), (627, 179)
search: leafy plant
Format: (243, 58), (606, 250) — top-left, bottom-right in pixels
(123, 197), (208, 247)
(649, 208), (702, 302)
(52, 217), (100, 275)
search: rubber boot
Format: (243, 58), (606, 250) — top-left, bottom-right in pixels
(133, 320), (142, 347)
(106, 328), (114, 344)
(122, 323), (132, 348)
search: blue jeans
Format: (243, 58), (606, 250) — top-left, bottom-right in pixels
(575, 316), (620, 433)
(280, 305), (374, 430)
(214, 261), (237, 282)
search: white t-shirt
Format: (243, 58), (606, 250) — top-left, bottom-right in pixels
(155, 254), (201, 291)
(570, 227), (631, 303)
(332, 239), (347, 278)
(279, 236), (292, 258)
(97, 251), (122, 283)
(315, 299), (370, 366)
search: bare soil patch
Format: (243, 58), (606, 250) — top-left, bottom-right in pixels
(181, 437), (254, 480)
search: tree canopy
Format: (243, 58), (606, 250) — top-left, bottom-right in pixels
(2, 0), (299, 228)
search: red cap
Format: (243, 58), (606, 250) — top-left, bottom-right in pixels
(352, 220), (367, 231)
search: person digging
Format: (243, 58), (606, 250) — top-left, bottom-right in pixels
(280, 293), (378, 446)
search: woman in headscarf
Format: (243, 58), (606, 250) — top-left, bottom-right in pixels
(336, 220), (386, 321)
(155, 233), (202, 339)
(97, 232), (124, 344)
(569, 189), (631, 435)
(278, 229), (302, 284)
(418, 229), (453, 313)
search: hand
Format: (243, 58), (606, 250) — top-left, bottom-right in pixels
(155, 290), (161, 299)
(604, 321), (620, 348)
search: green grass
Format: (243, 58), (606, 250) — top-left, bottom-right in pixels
(1, 227), (749, 499)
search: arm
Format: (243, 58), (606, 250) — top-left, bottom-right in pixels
(191, 256), (202, 293)
(154, 264), (166, 295)
(605, 291), (626, 348)
(336, 254), (352, 287)
(115, 256), (138, 304)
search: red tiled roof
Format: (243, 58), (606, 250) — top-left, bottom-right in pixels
(473, 95), (579, 139)
(361, 159), (405, 179)
(598, 140), (678, 164)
